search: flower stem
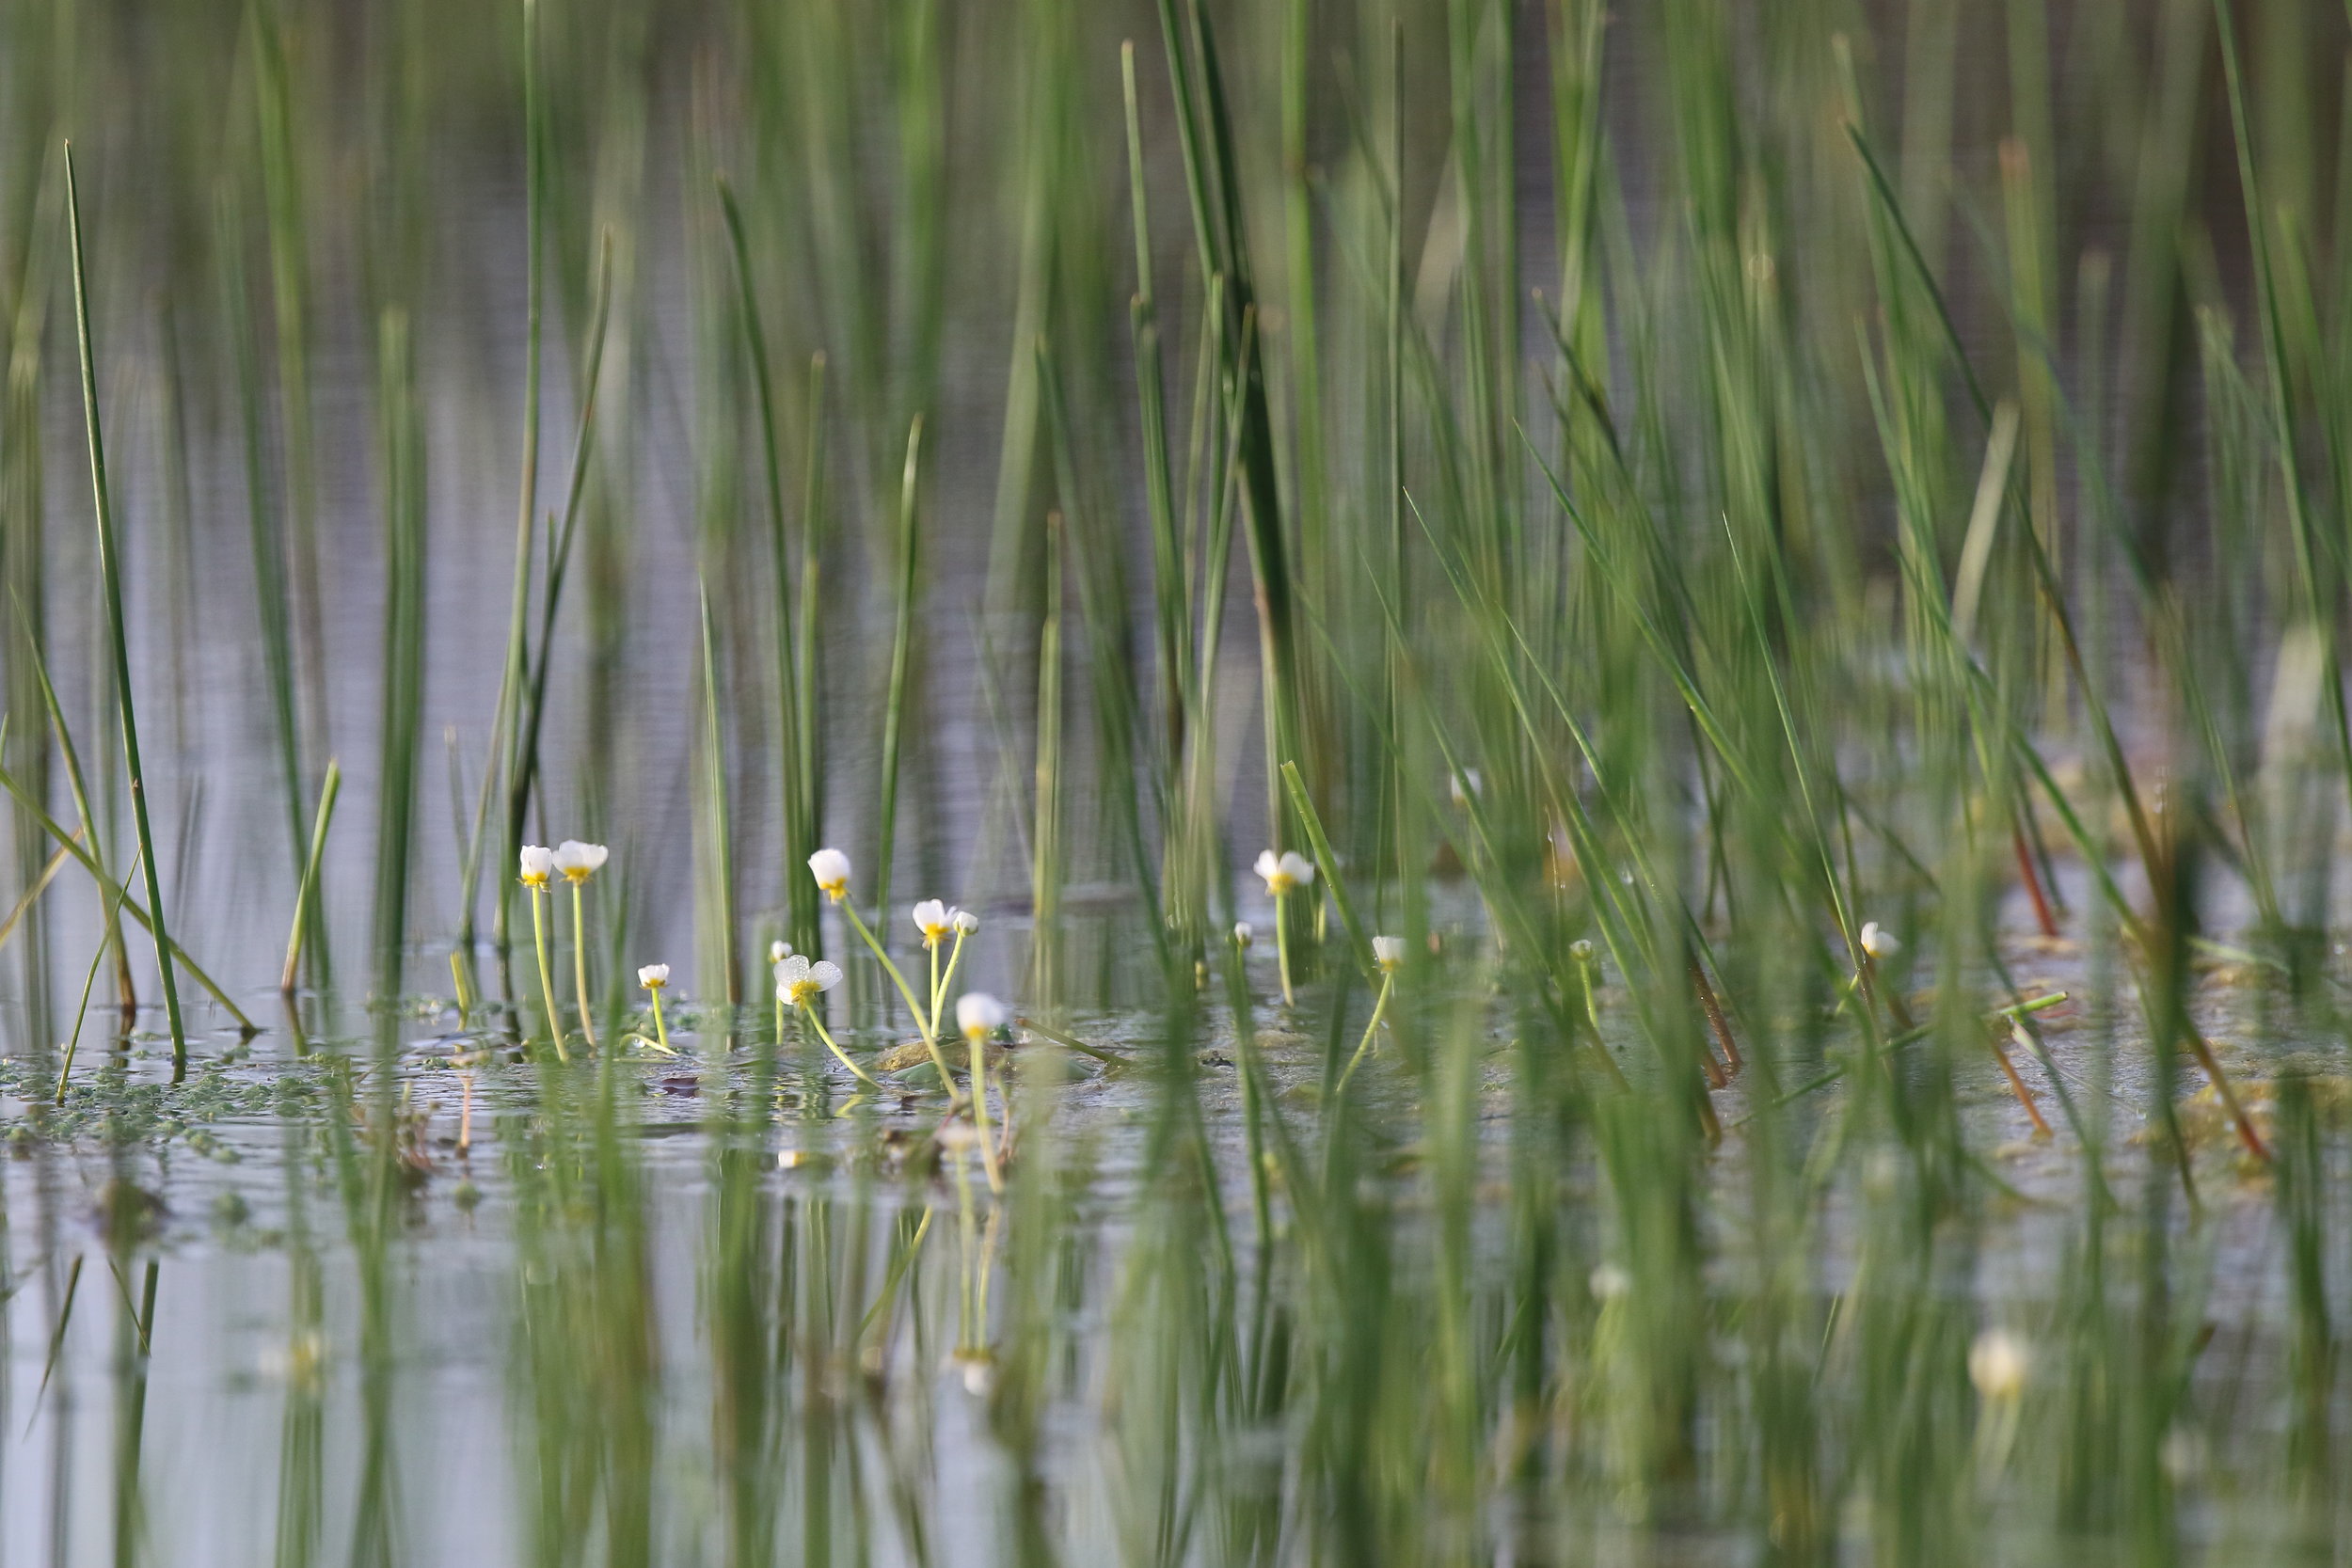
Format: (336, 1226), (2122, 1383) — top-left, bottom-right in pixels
(648, 989), (672, 1054)
(840, 897), (934, 1037)
(799, 1000), (882, 1088)
(968, 1032), (1004, 1194)
(569, 880), (597, 1052)
(1274, 890), (1295, 1006)
(938, 928), (969, 1007)
(530, 884), (567, 1062)
(1335, 973), (1391, 1094)
(840, 898), (957, 1097)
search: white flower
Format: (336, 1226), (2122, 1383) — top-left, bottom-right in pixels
(1372, 935), (1406, 972)
(518, 845), (555, 887)
(1968, 1329), (2028, 1401)
(808, 847), (852, 901)
(552, 840), (609, 883)
(953, 907), (979, 934)
(637, 963), (670, 990)
(1450, 768), (1484, 805)
(771, 939), (792, 964)
(1859, 921), (1900, 959)
(1569, 939), (1595, 962)
(955, 992), (1009, 1037)
(1589, 1262), (1631, 1301)
(912, 898), (953, 945)
(1233, 922), (1254, 948)
(774, 953), (843, 1006)
(1252, 849), (1315, 896)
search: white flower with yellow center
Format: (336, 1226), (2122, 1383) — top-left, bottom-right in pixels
(517, 847), (566, 1061)
(956, 992), (1008, 1038)
(1859, 921), (1900, 958)
(1968, 1329), (2028, 1401)
(552, 840), (608, 884)
(1371, 935), (1406, 973)
(1250, 850), (1316, 1006)
(1252, 849), (1315, 897)
(808, 847), (852, 903)
(912, 899), (955, 947)
(774, 953), (844, 1007)
(771, 940), (791, 965)
(636, 963), (675, 1054)
(773, 953), (877, 1089)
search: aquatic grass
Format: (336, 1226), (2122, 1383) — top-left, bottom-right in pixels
(64, 144), (185, 1065)
(371, 307), (427, 1001)
(280, 759), (340, 995)
(869, 416), (925, 986)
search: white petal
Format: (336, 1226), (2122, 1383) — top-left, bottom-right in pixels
(1253, 849), (1280, 882)
(955, 991), (1009, 1035)
(775, 954), (811, 985)
(953, 907), (979, 933)
(518, 846), (554, 879)
(808, 847), (852, 887)
(1282, 851), (1316, 885)
(637, 963), (669, 987)
(771, 940), (791, 963)
(1371, 935), (1405, 967)
(912, 898), (946, 931)
(808, 961), (843, 991)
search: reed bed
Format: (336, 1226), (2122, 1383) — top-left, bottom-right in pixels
(1, 0), (2351, 1562)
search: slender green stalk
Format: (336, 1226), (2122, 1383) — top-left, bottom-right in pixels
(1333, 972), (1391, 1095)
(281, 759), (342, 993)
(486, 0), (547, 979)
(872, 417), (924, 977)
(55, 845), (141, 1103)
(63, 144), (185, 1065)
(798, 1000), (881, 1089)
(530, 882), (566, 1062)
(570, 880), (597, 1053)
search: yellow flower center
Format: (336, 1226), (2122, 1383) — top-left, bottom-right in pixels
(787, 979), (820, 1006)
